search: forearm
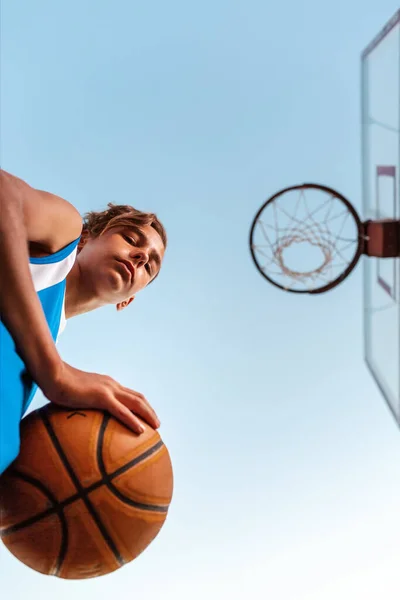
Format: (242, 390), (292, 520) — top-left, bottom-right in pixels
(0, 173), (63, 392)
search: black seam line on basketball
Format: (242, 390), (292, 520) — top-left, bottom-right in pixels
(97, 414), (169, 512)
(40, 410), (125, 567)
(0, 488), (81, 536)
(95, 444), (169, 512)
(0, 439), (170, 536)
(109, 441), (165, 479)
(0, 469), (69, 575)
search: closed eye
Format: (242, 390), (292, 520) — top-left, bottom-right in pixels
(123, 234), (136, 245)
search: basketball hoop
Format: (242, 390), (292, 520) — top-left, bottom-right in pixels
(249, 183), (400, 294)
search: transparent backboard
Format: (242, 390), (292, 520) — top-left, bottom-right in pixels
(361, 10), (400, 426)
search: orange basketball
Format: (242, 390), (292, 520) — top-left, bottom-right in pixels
(0, 403), (173, 579)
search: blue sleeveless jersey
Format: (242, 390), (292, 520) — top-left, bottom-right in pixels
(0, 235), (81, 474)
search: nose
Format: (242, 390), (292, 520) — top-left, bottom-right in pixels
(131, 248), (149, 268)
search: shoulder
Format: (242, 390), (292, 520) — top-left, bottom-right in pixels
(27, 188), (83, 254)
(28, 189), (83, 255)
(2, 170), (83, 253)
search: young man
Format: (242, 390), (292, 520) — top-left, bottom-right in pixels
(0, 169), (166, 475)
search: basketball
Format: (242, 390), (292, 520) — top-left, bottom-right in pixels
(0, 403), (173, 579)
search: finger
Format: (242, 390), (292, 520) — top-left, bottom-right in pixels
(120, 387), (160, 428)
(104, 378), (159, 427)
(106, 397), (146, 434)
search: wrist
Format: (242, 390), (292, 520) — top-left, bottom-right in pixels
(30, 353), (64, 397)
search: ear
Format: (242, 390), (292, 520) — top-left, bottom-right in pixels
(77, 228), (90, 253)
(116, 296), (135, 311)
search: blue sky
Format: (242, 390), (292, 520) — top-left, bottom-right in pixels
(1, 1), (400, 598)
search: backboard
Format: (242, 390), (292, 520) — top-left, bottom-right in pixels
(361, 10), (400, 426)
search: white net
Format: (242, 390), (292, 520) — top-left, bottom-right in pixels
(251, 186), (361, 292)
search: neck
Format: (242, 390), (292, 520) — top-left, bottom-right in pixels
(65, 259), (106, 319)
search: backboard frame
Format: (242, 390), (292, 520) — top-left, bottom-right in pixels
(361, 9), (400, 427)
(375, 165), (397, 298)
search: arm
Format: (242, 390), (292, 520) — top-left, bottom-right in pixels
(0, 169), (83, 393)
(0, 169), (159, 435)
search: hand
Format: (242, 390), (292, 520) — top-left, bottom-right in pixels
(41, 361), (160, 434)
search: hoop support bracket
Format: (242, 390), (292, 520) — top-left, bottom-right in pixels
(363, 219), (400, 257)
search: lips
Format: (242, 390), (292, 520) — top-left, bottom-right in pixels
(117, 260), (135, 283)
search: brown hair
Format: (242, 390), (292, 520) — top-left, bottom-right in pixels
(82, 202), (167, 248)
(82, 203), (167, 285)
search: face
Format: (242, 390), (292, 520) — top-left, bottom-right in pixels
(77, 224), (165, 310)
